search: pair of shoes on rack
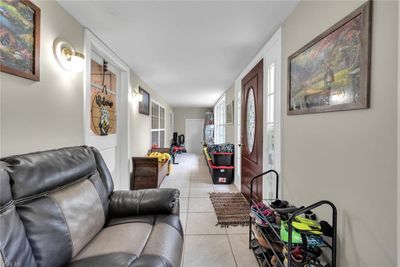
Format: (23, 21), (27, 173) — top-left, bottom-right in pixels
(252, 224), (282, 251)
(280, 221), (303, 244)
(282, 246), (327, 267)
(250, 202), (268, 218)
(282, 246), (324, 267)
(252, 239), (280, 267)
(255, 209), (276, 226)
(280, 220), (326, 247)
(270, 199), (289, 210)
(292, 216), (323, 235)
(250, 202), (278, 226)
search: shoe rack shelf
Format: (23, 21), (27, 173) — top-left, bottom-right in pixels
(248, 170), (337, 267)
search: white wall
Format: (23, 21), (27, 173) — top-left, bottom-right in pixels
(174, 107), (211, 135)
(398, 1), (400, 264)
(282, 1), (398, 266)
(0, 0), (84, 157)
(129, 71), (173, 157)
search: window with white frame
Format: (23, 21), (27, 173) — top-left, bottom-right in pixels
(214, 97), (226, 144)
(266, 63), (275, 169)
(169, 111), (174, 139)
(151, 102), (166, 148)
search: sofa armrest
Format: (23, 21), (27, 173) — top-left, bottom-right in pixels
(109, 188), (180, 218)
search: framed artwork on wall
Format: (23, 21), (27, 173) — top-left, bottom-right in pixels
(0, 0), (41, 81)
(288, 1), (372, 115)
(226, 100), (234, 124)
(139, 87), (150, 115)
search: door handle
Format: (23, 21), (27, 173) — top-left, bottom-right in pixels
(238, 144), (242, 147)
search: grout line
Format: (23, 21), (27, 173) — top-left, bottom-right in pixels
(226, 232), (239, 267)
(226, 232), (250, 236)
(181, 212), (187, 267)
(184, 233), (228, 236)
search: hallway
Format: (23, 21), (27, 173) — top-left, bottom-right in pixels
(160, 153), (258, 267)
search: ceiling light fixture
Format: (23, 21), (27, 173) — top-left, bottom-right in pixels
(53, 38), (85, 72)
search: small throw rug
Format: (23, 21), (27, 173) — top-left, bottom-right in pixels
(209, 192), (250, 227)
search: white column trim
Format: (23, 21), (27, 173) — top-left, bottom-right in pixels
(83, 29), (131, 189)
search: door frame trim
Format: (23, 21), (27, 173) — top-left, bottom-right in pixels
(83, 29), (131, 190)
(234, 28), (282, 198)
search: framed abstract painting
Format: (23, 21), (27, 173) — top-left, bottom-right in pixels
(226, 100), (234, 124)
(0, 0), (41, 81)
(139, 87), (150, 115)
(288, 1), (372, 115)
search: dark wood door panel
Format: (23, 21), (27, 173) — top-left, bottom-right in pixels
(241, 59), (263, 202)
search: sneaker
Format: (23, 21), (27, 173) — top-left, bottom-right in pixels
(270, 199), (289, 210)
(280, 221), (303, 244)
(250, 202), (268, 218)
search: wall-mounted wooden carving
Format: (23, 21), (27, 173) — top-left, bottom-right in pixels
(90, 59), (116, 135)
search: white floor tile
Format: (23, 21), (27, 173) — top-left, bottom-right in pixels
(186, 212), (226, 235)
(161, 180), (191, 189)
(179, 188), (190, 198)
(180, 212), (188, 234)
(180, 197), (189, 213)
(188, 197), (214, 212)
(190, 180), (213, 189)
(226, 225), (250, 235)
(183, 235), (236, 267)
(191, 173), (211, 180)
(189, 187), (213, 197)
(228, 234), (259, 267)
(213, 184), (239, 192)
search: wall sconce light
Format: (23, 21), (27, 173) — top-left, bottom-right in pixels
(53, 38), (85, 72)
(132, 88), (143, 102)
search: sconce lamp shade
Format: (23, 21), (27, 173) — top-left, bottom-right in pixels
(132, 89), (143, 102)
(53, 38), (85, 72)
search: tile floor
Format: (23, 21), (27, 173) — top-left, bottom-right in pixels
(160, 153), (259, 267)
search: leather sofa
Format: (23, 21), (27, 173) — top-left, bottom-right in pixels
(0, 146), (183, 267)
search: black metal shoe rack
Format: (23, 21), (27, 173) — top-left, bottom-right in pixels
(248, 170), (337, 267)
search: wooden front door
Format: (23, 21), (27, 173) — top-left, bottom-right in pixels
(241, 60), (263, 202)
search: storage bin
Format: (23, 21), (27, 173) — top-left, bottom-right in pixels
(209, 162), (234, 184)
(211, 152), (234, 166)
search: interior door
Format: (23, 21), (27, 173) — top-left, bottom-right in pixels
(86, 51), (120, 188)
(241, 60), (263, 201)
(185, 119), (205, 154)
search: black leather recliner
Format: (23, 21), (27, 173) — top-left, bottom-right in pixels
(0, 146), (183, 267)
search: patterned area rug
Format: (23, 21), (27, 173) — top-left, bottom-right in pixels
(209, 192), (250, 227)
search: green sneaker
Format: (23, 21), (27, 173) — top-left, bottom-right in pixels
(280, 221), (303, 244)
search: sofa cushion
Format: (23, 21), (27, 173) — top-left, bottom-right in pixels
(109, 189), (180, 218)
(0, 163), (36, 267)
(91, 147), (114, 197)
(73, 214), (183, 267)
(50, 178), (106, 257)
(107, 215), (156, 227)
(140, 215), (183, 267)
(17, 196), (73, 267)
(2, 146), (96, 200)
(67, 253), (137, 267)
(74, 222), (153, 261)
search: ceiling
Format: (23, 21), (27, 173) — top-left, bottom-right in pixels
(58, 1), (299, 108)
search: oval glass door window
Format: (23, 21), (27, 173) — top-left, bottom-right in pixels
(247, 88), (256, 153)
